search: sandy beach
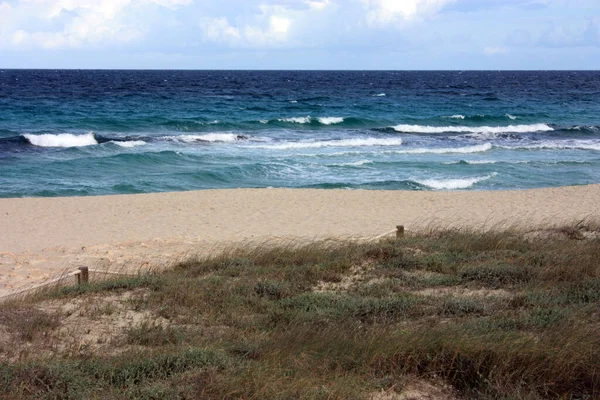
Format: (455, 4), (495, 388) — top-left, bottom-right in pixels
(1, 185), (600, 297)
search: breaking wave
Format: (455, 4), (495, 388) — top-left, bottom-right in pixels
(391, 124), (553, 134)
(413, 173), (497, 190)
(252, 137), (403, 150)
(161, 133), (247, 143)
(23, 132), (98, 147)
(398, 143), (492, 154)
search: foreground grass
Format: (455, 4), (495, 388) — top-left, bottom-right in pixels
(1, 223), (599, 399)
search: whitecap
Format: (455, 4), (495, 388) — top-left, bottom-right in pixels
(392, 123), (553, 134)
(23, 132), (98, 147)
(501, 140), (600, 151)
(374, 93), (386, 97)
(462, 159), (497, 164)
(506, 114), (517, 120)
(318, 117), (344, 125)
(252, 137), (403, 150)
(330, 160), (373, 167)
(112, 140), (147, 148)
(414, 173), (497, 190)
(165, 133), (242, 143)
(279, 116), (312, 124)
(399, 143), (492, 154)
(444, 115), (465, 119)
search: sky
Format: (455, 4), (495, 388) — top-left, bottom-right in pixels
(0, 0), (599, 69)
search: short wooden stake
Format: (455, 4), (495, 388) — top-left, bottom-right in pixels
(396, 225), (405, 239)
(79, 266), (89, 284)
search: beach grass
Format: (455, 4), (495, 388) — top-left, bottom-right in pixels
(1, 222), (599, 399)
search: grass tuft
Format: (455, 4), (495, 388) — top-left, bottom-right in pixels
(2, 221), (599, 399)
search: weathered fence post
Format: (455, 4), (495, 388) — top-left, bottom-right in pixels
(78, 266), (89, 285)
(396, 225), (405, 239)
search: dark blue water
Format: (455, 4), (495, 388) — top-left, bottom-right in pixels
(1, 70), (599, 197)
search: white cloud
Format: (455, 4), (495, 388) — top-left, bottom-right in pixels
(484, 45), (509, 55)
(0, 2), (13, 28)
(200, 4), (299, 48)
(0, 0), (191, 49)
(201, 13), (292, 47)
(306, 0), (329, 10)
(362, 0), (455, 26)
(144, 0), (192, 9)
(537, 20), (600, 47)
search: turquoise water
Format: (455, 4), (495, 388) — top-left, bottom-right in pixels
(1, 70), (599, 197)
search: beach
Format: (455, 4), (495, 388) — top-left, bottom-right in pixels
(1, 185), (599, 297)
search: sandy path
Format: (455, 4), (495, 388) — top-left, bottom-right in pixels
(1, 185), (599, 296)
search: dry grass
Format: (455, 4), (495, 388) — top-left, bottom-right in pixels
(1, 222), (599, 399)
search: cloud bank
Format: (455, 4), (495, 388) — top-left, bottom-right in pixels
(0, 0), (598, 69)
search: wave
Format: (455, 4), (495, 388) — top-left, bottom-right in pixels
(391, 123), (553, 134)
(161, 133), (247, 143)
(413, 173), (497, 190)
(252, 137), (403, 150)
(443, 159), (498, 165)
(22, 132), (98, 147)
(399, 143), (492, 155)
(566, 125), (600, 134)
(502, 140), (600, 151)
(373, 93), (386, 97)
(329, 160), (374, 167)
(279, 116), (312, 124)
(276, 116), (345, 125)
(111, 140), (147, 148)
(438, 114), (521, 123)
(318, 117), (345, 125)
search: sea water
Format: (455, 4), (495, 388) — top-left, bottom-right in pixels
(0, 70), (599, 197)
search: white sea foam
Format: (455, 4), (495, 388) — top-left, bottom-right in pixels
(112, 140), (147, 148)
(318, 117), (344, 125)
(253, 137), (403, 150)
(289, 100), (298, 103)
(259, 120), (269, 124)
(506, 114), (517, 120)
(463, 159), (497, 164)
(400, 143), (492, 154)
(169, 133), (242, 143)
(294, 143), (491, 157)
(392, 123), (553, 134)
(415, 173), (497, 190)
(23, 132), (98, 147)
(330, 160), (373, 167)
(444, 115), (465, 119)
(502, 140), (600, 151)
(279, 116), (312, 124)
(374, 93), (386, 97)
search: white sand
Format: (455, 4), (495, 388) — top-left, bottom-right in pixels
(1, 185), (599, 297)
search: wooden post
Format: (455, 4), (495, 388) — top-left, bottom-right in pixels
(78, 266), (89, 284)
(396, 225), (405, 239)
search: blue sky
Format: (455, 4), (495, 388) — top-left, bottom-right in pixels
(0, 0), (598, 69)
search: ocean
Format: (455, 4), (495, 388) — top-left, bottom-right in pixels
(0, 70), (599, 197)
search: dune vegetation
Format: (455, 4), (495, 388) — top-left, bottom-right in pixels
(1, 222), (599, 399)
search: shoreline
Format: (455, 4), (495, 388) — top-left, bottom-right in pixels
(1, 185), (600, 297)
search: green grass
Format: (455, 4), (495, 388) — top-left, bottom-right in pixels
(1, 223), (599, 399)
